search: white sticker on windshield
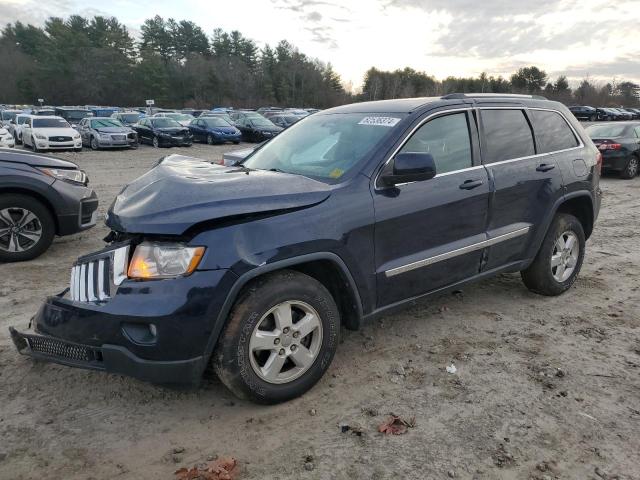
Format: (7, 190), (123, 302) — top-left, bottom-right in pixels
(358, 116), (401, 127)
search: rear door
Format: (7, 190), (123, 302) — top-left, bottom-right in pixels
(478, 107), (568, 271)
(373, 109), (490, 306)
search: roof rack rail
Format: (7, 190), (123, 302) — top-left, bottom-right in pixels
(441, 93), (547, 100)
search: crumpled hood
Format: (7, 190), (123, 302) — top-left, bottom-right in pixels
(106, 155), (331, 235)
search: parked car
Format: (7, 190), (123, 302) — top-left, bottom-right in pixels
(595, 108), (613, 121)
(0, 127), (15, 148)
(0, 149), (97, 262)
(133, 117), (193, 148)
(7, 113), (32, 144)
(33, 109), (55, 116)
(111, 111), (145, 126)
(0, 109), (23, 127)
(54, 107), (94, 127)
(236, 115), (283, 142)
(585, 122), (640, 178)
(610, 108), (633, 120)
(221, 146), (256, 165)
(619, 108), (640, 120)
(152, 112), (195, 127)
(268, 114), (301, 129)
(257, 107), (282, 114)
(9, 94), (601, 404)
(77, 117), (138, 150)
(89, 107), (120, 118)
(568, 106), (597, 121)
(283, 108), (310, 118)
(188, 117), (241, 144)
(22, 116), (82, 152)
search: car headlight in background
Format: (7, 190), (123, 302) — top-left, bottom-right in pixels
(38, 167), (88, 185)
(128, 242), (205, 279)
(35, 133), (47, 140)
(73, 133), (81, 139)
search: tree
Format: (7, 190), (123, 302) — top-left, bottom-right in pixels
(510, 66), (548, 94)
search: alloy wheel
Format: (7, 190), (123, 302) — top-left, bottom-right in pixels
(0, 207), (43, 253)
(550, 230), (579, 282)
(152, 136), (159, 148)
(248, 300), (323, 384)
(627, 157), (639, 177)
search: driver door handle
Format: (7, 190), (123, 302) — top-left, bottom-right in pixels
(459, 179), (484, 190)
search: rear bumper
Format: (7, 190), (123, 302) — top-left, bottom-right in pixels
(601, 151), (631, 171)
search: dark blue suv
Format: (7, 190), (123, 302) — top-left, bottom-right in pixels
(10, 94), (602, 404)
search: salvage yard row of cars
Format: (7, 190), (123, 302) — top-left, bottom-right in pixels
(0, 105), (318, 151)
(568, 105), (640, 121)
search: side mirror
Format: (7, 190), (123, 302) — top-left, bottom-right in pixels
(380, 152), (437, 186)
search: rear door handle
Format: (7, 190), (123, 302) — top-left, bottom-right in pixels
(459, 179), (484, 190)
(536, 163), (555, 172)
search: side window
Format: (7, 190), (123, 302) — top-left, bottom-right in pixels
(398, 112), (472, 174)
(529, 110), (579, 153)
(481, 109), (535, 163)
(634, 126), (640, 138)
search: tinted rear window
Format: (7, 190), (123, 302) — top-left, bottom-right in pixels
(529, 110), (579, 153)
(481, 109), (535, 163)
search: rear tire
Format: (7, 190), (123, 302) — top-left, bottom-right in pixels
(521, 213), (585, 296)
(213, 270), (340, 404)
(620, 156), (639, 179)
(207, 134), (214, 145)
(0, 194), (55, 263)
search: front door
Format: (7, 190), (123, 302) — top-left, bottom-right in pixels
(373, 110), (490, 307)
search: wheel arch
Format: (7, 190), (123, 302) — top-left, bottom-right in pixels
(202, 252), (364, 365)
(0, 186), (60, 234)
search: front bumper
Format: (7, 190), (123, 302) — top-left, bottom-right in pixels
(9, 268), (237, 385)
(35, 139), (82, 150)
(96, 136), (138, 148)
(56, 189), (99, 235)
(160, 135), (193, 146)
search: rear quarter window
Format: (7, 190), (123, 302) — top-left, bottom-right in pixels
(481, 109), (535, 163)
(529, 110), (579, 153)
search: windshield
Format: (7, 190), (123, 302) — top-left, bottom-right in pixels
(586, 124), (628, 137)
(151, 118), (182, 128)
(1, 111), (20, 121)
(119, 113), (140, 123)
(33, 118), (70, 128)
(202, 118), (231, 127)
(166, 113), (193, 122)
(63, 110), (91, 121)
(91, 119), (123, 128)
(250, 117), (277, 128)
(243, 113), (406, 182)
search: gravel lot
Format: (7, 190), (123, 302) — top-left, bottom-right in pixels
(1, 140), (639, 480)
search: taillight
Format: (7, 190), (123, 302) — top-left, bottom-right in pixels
(598, 143), (621, 150)
(596, 152), (602, 174)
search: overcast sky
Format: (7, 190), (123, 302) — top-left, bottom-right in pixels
(2, 0), (639, 90)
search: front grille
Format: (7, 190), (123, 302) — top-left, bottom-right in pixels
(48, 136), (72, 142)
(26, 335), (101, 363)
(111, 134), (126, 141)
(70, 245), (129, 303)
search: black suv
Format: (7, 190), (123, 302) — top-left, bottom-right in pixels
(0, 149), (98, 262)
(10, 94), (601, 404)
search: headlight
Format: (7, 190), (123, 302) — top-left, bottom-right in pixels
(128, 242), (205, 279)
(35, 133), (47, 140)
(38, 168), (88, 185)
(73, 133), (81, 139)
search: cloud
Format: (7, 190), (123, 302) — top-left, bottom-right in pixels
(0, 0), (108, 27)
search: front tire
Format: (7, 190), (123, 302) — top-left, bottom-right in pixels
(206, 134), (214, 145)
(521, 213), (585, 296)
(0, 194), (55, 262)
(152, 136), (160, 148)
(213, 270), (340, 404)
(620, 156), (639, 179)
(90, 136), (99, 150)
(31, 136), (39, 152)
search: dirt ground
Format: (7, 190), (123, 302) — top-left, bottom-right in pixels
(0, 140), (639, 480)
